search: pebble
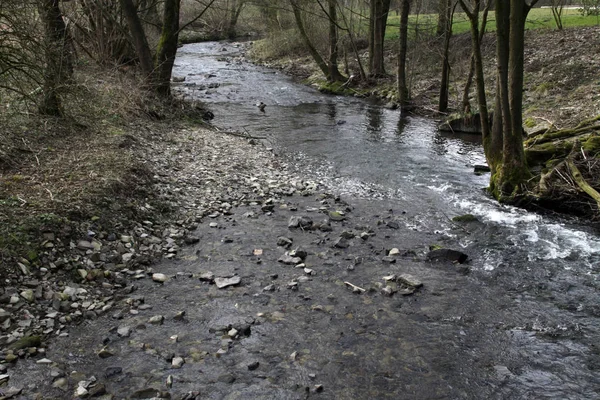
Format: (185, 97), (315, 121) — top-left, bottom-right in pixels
(227, 328), (238, 338)
(148, 315), (164, 325)
(152, 273), (168, 283)
(117, 326), (131, 337)
(172, 356), (185, 368)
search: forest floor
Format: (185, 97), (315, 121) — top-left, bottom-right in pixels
(0, 26), (599, 399)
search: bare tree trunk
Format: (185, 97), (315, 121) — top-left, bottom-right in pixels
(227, 0), (245, 39)
(155, 0), (181, 96)
(290, 0), (331, 79)
(38, 0), (72, 116)
(491, 0), (537, 198)
(120, 0), (154, 78)
(438, 1), (455, 112)
(327, 0), (344, 82)
(436, 0), (449, 37)
(459, 0), (491, 164)
(370, 0), (391, 76)
(397, 0), (410, 108)
(461, 0), (490, 114)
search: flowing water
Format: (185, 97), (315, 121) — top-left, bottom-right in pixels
(171, 42), (600, 398)
(10, 42), (600, 400)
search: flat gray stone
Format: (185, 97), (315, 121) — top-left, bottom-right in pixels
(214, 276), (241, 289)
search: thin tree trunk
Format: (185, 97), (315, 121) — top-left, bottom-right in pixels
(461, 0), (490, 114)
(227, 0), (245, 39)
(459, 0), (491, 164)
(436, 0), (449, 37)
(120, 0), (154, 78)
(327, 0), (344, 82)
(290, 0), (330, 79)
(371, 0), (391, 76)
(438, 1), (455, 112)
(397, 0), (410, 108)
(39, 0), (71, 116)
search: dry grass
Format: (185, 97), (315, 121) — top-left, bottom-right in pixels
(0, 63), (197, 263)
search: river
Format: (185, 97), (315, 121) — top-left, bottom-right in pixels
(7, 41), (600, 400)
(171, 41), (600, 399)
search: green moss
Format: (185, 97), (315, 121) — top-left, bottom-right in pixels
(526, 140), (574, 166)
(317, 80), (354, 96)
(9, 335), (42, 350)
(582, 135), (600, 156)
(452, 214), (479, 223)
(524, 117), (537, 128)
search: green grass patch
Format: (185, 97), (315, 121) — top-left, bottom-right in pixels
(384, 8), (600, 41)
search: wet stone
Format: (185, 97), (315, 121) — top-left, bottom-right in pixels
(427, 248), (469, 264)
(386, 221), (400, 229)
(98, 348), (114, 358)
(277, 236), (293, 248)
(214, 276), (241, 289)
(333, 237), (349, 249)
(397, 274), (423, 288)
(278, 254), (302, 265)
(288, 216), (313, 229)
(117, 326), (131, 337)
(148, 315), (164, 325)
(172, 356), (185, 369)
(247, 361), (260, 371)
(104, 367), (123, 378)
(328, 211), (346, 221)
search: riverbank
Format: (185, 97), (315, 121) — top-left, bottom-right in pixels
(248, 26), (600, 218)
(0, 63), (317, 381)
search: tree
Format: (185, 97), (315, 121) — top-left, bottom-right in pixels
(551, 0), (565, 30)
(397, 0), (411, 108)
(227, 0), (246, 39)
(490, 0), (539, 198)
(38, 0), (73, 116)
(326, 0), (344, 82)
(460, 0), (490, 114)
(436, 0), (450, 37)
(121, 0), (216, 96)
(289, 0), (344, 82)
(369, 0), (391, 77)
(438, 0), (457, 112)
(458, 0), (490, 148)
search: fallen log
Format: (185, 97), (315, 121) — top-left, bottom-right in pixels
(567, 160), (600, 209)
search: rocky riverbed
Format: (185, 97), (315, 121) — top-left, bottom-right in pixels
(1, 121), (599, 399)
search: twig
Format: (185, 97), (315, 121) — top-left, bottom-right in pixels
(344, 281), (365, 293)
(16, 196), (27, 206)
(45, 188), (54, 201)
(219, 130), (266, 140)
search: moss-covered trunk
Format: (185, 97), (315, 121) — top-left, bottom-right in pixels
(491, 0), (534, 198)
(155, 0), (181, 97)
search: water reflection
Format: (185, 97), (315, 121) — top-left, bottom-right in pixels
(365, 104), (383, 133)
